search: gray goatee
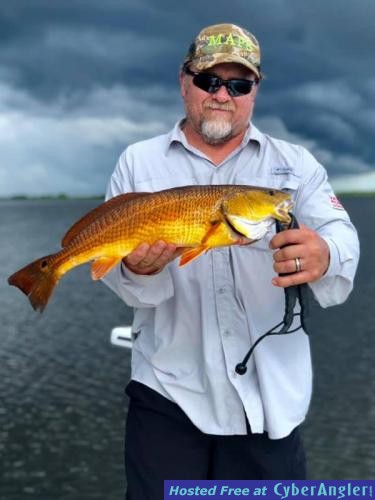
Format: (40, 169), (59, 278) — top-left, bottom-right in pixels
(200, 120), (233, 145)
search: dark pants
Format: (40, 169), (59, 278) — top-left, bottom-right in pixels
(125, 380), (306, 500)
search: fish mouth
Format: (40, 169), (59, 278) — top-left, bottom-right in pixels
(275, 199), (294, 223)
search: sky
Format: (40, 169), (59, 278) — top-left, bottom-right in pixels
(0, 0), (374, 197)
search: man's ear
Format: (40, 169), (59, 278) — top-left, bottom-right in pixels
(251, 78), (260, 100)
(179, 70), (187, 98)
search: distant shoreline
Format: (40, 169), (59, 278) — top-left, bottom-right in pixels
(0, 194), (105, 201)
(0, 192), (374, 201)
(337, 192), (375, 197)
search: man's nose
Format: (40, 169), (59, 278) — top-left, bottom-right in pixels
(212, 84), (231, 102)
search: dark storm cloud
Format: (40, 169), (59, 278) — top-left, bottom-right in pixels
(0, 0), (374, 196)
(0, 0), (193, 98)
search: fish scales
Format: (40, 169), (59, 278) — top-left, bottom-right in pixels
(7, 184), (293, 311)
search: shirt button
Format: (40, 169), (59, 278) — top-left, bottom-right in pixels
(218, 287), (225, 294)
(223, 329), (231, 337)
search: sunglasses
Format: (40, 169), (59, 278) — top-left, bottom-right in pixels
(184, 67), (258, 97)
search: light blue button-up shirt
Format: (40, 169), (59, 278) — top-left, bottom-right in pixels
(102, 121), (359, 439)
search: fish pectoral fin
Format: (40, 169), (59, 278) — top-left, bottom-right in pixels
(202, 220), (236, 246)
(179, 247), (207, 267)
(91, 256), (121, 280)
(179, 221), (236, 266)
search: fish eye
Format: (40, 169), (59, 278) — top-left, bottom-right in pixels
(268, 190), (275, 196)
(41, 260), (48, 268)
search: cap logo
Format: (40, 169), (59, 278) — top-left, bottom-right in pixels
(207, 33), (255, 51)
(183, 24), (262, 78)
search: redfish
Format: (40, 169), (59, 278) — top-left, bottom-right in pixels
(8, 185), (293, 312)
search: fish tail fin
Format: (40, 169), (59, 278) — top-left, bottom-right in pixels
(8, 255), (60, 312)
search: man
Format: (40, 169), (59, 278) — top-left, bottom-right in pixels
(102, 23), (359, 498)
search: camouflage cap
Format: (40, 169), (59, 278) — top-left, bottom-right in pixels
(183, 23), (262, 79)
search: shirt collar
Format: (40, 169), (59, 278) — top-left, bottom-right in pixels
(165, 119), (264, 156)
(166, 119), (190, 153)
(243, 123), (264, 150)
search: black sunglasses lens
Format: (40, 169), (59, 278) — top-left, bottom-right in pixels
(228, 80), (253, 96)
(191, 71), (254, 97)
(193, 73), (219, 93)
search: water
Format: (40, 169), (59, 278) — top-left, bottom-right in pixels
(0, 197), (374, 498)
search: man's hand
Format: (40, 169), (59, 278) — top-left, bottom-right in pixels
(123, 241), (184, 275)
(269, 224), (330, 287)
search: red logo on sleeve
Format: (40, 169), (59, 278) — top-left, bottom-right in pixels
(329, 195), (344, 210)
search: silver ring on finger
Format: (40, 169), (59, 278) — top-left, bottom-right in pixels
(294, 257), (302, 273)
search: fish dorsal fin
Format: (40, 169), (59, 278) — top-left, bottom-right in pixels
(61, 192), (150, 247)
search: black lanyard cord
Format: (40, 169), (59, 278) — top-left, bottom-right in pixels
(235, 212), (311, 376)
(235, 314), (304, 375)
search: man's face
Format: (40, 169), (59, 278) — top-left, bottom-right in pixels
(180, 62), (259, 145)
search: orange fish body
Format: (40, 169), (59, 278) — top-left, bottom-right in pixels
(8, 185), (293, 312)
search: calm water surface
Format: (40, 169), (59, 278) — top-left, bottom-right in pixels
(0, 197), (374, 499)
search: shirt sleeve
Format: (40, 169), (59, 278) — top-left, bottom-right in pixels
(100, 151), (175, 308)
(294, 148), (360, 308)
